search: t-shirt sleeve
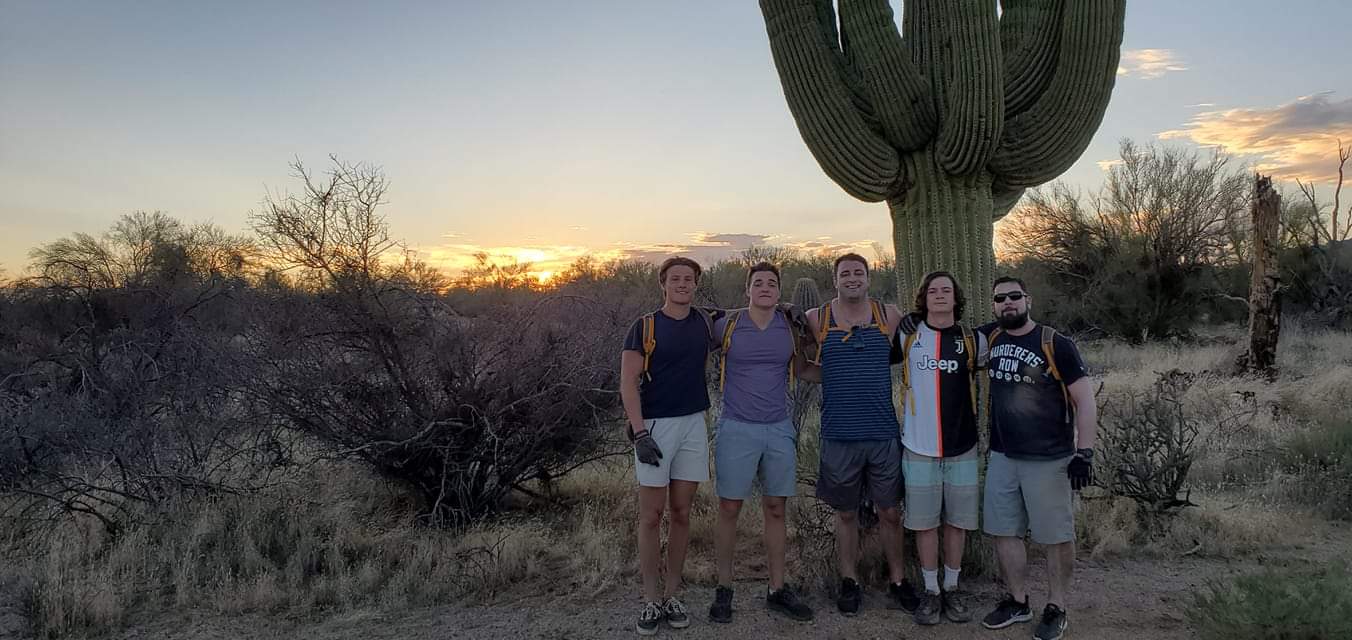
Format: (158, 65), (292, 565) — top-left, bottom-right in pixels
(622, 318), (645, 352)
(977, 331), (990, 368)
(977, 321), (999, 337)
(1052, 334), (1088, 386)
(712, 316), (729, 351)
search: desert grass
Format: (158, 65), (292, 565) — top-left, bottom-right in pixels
(5, 322), (1351, 637)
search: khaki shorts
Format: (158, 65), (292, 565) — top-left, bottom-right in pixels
(902, 446), (980, 531)
(982, 451), (1075, 545)
(634, 412), (710, 487)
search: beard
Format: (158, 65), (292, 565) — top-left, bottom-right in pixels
(997, 308), (1029, 329)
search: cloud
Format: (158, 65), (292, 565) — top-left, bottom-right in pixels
(1117, 49), (1187, 79)
(1158, 92), (1352, 182)
(1096, 158), (1124, 171)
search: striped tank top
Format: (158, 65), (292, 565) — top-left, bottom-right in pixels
(818, 301), (901, 440)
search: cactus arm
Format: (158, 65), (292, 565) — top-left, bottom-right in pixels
(992, 182), (1026, 220)
(989, 0), (1125, 189)
(761, 0), (906, 202)
(934, 0), (1004, 176)
(837, 0), (937, 152)
(999, 0), (1066, 118)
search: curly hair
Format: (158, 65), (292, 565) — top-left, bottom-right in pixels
(913, 271), (965, 322)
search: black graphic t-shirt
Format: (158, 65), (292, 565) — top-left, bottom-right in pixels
(623, 309), (715, 419)
(983, 324), (1087, 460)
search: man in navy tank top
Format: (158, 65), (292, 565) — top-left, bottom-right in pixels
(804, 253), (921, 617)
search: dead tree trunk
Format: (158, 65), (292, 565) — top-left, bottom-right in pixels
(1237, 174), (1282, 378)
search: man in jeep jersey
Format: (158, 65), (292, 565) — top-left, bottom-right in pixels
(894, 271), (987, 626)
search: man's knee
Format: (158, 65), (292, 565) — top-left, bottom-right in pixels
(762, 498), (786, 521)
(669, 503), (692, 527)
(718, 499), (744, 519)
(835, 509), (858, 525)
(877, 506), (902, 526)
(639, 504), (664, 529)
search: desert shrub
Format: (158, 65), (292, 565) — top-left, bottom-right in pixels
(1190, 563), (1352, 640)
(1098, 369), (1255, 517)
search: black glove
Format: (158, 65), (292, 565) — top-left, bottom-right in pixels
(899, 312), (922, 335)
(1068, 449), (1093, 491)
(780, 302), (809, 330)
(633, 430), (664, 467)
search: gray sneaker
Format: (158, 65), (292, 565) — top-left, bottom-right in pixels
(663, 596), (691, 629)
(943, 589), (973, 623)
(636, 601), (663, 636)
(1033, 603), (1068, 640)
(914, 591), (941, 625)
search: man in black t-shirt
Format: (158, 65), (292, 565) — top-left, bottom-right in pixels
(619, 256), (718, 636)
(978, 276), (1097, 640)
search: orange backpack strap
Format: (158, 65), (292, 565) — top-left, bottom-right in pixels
(640, 312), (657, 381)
(718, 309), (743, 392)
(814, 302), (832, 363)
(1041, 324), (1071, 419)
(870, 299), (890, 335)
(960, 324), (978, 411)
(900, 331), (919, 416)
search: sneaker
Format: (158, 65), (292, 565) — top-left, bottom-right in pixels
(837, 578), (862, 616)
(1033, 603), (1069, 640)
(942, 589), (973, 623)
(914, 591), (941, 625)
(709, 586), (733, 624)
(636, 601), (663, 636)
(663, 596), (691, 629)
(886, 579), (921, 613)
(767, 584), (814, 621)
(981, 593), (1033, 629)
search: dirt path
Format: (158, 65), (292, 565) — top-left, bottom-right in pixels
(107, 554), (1218, 640)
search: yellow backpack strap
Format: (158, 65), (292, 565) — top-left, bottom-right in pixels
(641, 313), (657, 381)
(814, 302), (832, 363)
(870, 299), (889, 335)
(719, 310), (742, 392)
(901, 331), (919, 416)
(780, 307), (798, 388)
(960, 324), (977, 411)
(1041, 324), (1070, 416)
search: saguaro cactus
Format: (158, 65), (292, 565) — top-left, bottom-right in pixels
(761, 0), (1125, 295)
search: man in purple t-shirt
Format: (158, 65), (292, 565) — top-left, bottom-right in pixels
(707, 262), (816, 624)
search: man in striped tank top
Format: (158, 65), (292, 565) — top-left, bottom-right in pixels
(804, 253), (921, 617)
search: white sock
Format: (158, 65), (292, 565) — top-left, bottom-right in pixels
(944, 565), (961, 590)
(922, 568), (940, 594)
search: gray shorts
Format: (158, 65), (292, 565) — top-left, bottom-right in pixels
(634, 412), (710, 487)
(982, 451), (1075, 544)
(815, 438), (902, 512)
(902, 446), (980, 531)
(714, 416), (797, 499)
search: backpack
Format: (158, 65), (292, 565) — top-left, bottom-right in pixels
(716, 304), (804, 392)
(813, 299), (890, 364)
(986, 324), (1071, 422)
(898, 323), (978, 417)
(639, 307), (716, 382)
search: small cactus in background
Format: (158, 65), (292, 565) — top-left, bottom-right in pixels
(791, 276), (822, 311)
(760, 0), (1125, 296)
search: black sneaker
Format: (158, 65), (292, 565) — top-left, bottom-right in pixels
(837, 578), (862, 616)
(709, 586), (733, 624)
(1033, 603), (1069, 640)
(663, 596), (691, 629)
(942, 589), (973, 623)
(981, 593), (1033, 629)
(914, 591), (941, 625)
(886, 579), (921, 613)
(636, 601), (663, 636)
(767, 585), (814, 621)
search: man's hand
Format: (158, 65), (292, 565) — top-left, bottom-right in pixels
(899, 312), (922, 335)
(1068, 448), (1093, 491)
(633, 430), (664, 467)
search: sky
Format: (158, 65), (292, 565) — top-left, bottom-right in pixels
(3, 1), (1351, 281)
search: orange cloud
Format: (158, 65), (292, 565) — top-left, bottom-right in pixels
(1159, 93), (1352, 182)
(1117, 49), (1187, 79)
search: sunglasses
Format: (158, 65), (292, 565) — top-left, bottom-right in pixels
(993, 292), (1026, 303)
